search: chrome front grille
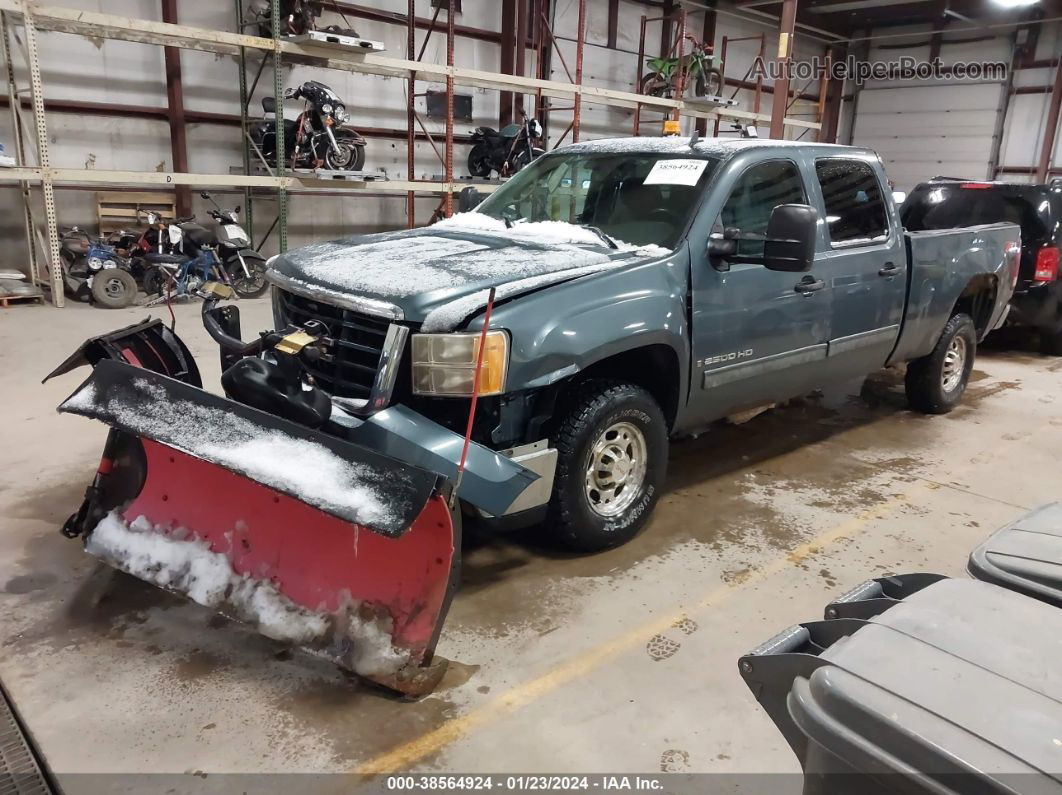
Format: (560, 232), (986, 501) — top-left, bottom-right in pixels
(274, 287), (391, 398)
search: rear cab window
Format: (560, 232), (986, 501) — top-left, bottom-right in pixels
(815, 158), (890, 248)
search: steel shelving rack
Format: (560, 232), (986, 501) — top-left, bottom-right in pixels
(0, 0), (820, 307)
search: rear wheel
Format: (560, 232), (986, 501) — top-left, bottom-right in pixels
(640, 71), (671, 97)
(90, 269), (137, 309)
(547, 379), (668, 552)
(905, 313), (976, 414)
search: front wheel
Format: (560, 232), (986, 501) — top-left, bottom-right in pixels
(695, 68), (724, 98)
(325, 134), (364, 171)
(511, 146), (544, 174)
(467, 145), (493, 178)
(227, 254), (268, 298)
(547, 379), (668, 552)
(90, 269), (138, 309)
(905, 312), (976, 414)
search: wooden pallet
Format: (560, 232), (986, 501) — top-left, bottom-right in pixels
(97, 190), (176, 234)
(0, 292), (45, 308)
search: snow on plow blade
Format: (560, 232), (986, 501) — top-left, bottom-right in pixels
(59, 360), (458, 696)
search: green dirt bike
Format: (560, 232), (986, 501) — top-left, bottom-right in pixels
(640, 36), (723, 99)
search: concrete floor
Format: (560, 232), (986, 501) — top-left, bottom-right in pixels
(1, 298), (1060, 789)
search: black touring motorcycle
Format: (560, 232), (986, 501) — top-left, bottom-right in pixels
(250, 80), (367, 172)
(467, 116), (544, 178)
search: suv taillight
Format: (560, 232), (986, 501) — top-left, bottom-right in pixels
(1034, 246), (1059, 282)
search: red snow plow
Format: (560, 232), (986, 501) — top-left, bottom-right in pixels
(47, 302), (492, 697)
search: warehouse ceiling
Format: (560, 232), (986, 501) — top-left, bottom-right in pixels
(729, 0), (1061, 35)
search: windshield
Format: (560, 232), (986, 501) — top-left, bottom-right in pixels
(476, 151), (718, 249)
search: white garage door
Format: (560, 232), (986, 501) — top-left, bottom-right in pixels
(851, 82), (1004, 192)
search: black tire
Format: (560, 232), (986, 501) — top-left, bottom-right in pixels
(142, 267), (164, 297)
(546, 379), (668, 552)
(90, 269), (137, 309)
(467, 145), (492, 178)
(1039, 325), (1062, 356)
(228, 254), (269, 299)
(511, 147), (544, 173)
(640, 71), (670, 97)
(695, 68), (723, 98)
(325, 133), (362, 171)
(905, 313), (977, 414)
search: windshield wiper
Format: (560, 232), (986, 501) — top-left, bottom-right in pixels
(582, 225), (618, 249)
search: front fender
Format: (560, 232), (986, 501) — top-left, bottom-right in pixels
(485, 253), (690, 394)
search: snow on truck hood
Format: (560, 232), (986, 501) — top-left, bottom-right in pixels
(268, 213), (670, 331)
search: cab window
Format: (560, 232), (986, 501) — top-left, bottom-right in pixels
(815, 158), (889, 246)
(717, 160), (806, 258)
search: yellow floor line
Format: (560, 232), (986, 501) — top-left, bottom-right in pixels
(355, 483), (932, 774)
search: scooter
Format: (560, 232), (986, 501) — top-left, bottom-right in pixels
(250, 81), (367, 172)
(58, 227), (138, 309)
(199, 192), (268, 298)
(467, 116), (544, 178)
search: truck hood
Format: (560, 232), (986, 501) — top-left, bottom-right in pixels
(267, 217), (670, 331)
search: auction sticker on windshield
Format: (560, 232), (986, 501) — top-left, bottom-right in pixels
(643, 158), (709, 186)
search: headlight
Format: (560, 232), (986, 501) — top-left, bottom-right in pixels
(411, 330), (509, 396)
(335, 105), (348, 123)
(321, 103), (333, 114)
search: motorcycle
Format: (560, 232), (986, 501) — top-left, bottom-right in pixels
(250, 0), (320, 37)
(250, 80), (367, 172)
(58, 227), (138, 309)
(641, 35), (723, 99)
(467, 116), (544, 179)
(141, 217), (236, 307)
(199, 192), (268, 298)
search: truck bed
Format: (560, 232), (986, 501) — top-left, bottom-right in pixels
(889, 222), (1020, 364)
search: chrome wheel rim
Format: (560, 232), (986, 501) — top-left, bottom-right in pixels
(584, 421), (648, 518)
(941, 336), (967, 392)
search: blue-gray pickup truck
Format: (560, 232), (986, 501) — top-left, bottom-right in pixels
(50, 137), (1021, 693)
(264, 138), (1019, 549)
(59, 138), (1022, 555)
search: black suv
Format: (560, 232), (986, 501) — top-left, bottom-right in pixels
(902, 178), (1062, 354)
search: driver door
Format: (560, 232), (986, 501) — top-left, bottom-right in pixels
(689, 158), (831, 421)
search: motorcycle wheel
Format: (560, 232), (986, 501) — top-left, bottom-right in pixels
(325, 135), (363, 171)
(228, 255), (269, 299)
(90, 269), (138, 309)
(142, 268), (165, 297)
(467, 146), (493, 178)
(512, 147), (544, 173)
(640, 72), (671, 98)
(695, 69), (724, 98)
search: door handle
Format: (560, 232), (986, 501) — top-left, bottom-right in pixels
(878, 262), (900, 277)
(794, 276), (825, 294)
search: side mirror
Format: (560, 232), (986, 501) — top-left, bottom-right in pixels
(234, 205), (242, 214)
(763, 204), (817, 272)
(200, 191), (211, 200)
(458, 186), (484, 213)
(707, 227), (739, 268)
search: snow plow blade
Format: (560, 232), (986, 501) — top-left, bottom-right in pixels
(58, 359), (459, 697)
